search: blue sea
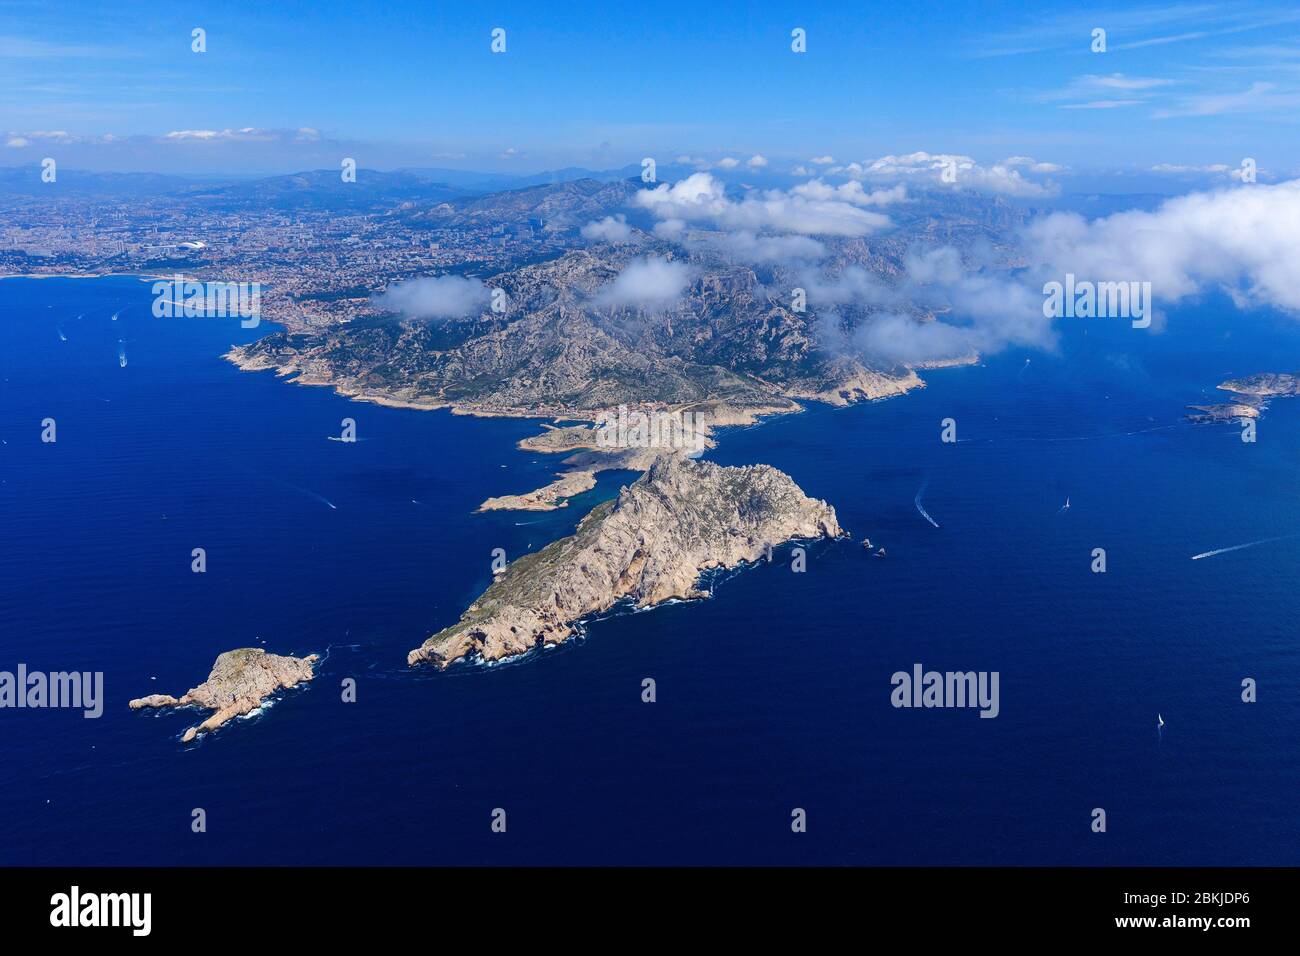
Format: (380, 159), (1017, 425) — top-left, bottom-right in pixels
(1, 275), (1297, 865)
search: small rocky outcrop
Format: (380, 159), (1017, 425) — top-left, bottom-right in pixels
(1185, 402), (1260, 423)
(477, 470), (597, 512)
(409, 455), (844, 669)
(130, 648), (318, 742)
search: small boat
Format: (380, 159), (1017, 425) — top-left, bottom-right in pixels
(861, 537), (873, 550)
(1157, 713), (1164, 729)
(874, 547), (887, 558)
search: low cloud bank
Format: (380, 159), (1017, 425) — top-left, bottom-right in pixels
(594, 257), (693, 310)
(635, 172), (897, 237)
(373, 275), (489, 320)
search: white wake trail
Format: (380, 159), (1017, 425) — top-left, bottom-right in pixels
(914, 482), (940, 529)
(1191, 534), (1297, 560)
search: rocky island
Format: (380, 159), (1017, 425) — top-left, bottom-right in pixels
(409, 455), (845, 668)
(1217, 373), (1300, 398)
(130, 648), (318, 742)
(1185, 402), (1260, 423)
(1186, 372), (1300, 423)
(477, 469), (597, 511)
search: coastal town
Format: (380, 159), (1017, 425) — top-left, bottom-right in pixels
(0, 171), (591, 331)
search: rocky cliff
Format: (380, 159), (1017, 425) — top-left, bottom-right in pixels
(408, 455), (844, 668)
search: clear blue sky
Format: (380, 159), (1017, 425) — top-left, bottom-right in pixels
(2, 0), (1298, 173)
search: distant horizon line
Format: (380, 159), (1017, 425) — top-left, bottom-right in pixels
(0, 159), (1274, 185)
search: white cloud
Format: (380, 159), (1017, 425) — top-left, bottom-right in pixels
(635, 172), (893, 236)
(1148, 163), (1260, 182)
(810, 155), (835, 165)
(1040, 73), (1173, 109)
(1059, 100), (1142, 109)
(373, 275), (489, 320)
(790, 179), (907, 206)
(746, 154), (768, 168)
(802, 245), (1056, 365)
(1024, 179), (1300, 313)
(853, 312), (981, 364)
(5, 129), (126, 148)
(162, 128), (277, 142)
(701, 232), (826, 263)
(1153, 81), (1300, 118)
(1151, 163), (1231, 173)
(715, 157), (740, 169)
(1087, 73), (1174, 91)
(1001, 156), (1064, 173)
(5, 129), (71, 145)
(815, 179), (1300, 364)
(581, 214), (635, 243)
(594, 257), (692, 310)
(838, 151), (1061, 197)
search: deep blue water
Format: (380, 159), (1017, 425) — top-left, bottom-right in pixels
(1, 275), (1297, 865)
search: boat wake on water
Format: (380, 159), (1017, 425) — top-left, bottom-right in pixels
(914, 481), (940, 529)
(224, 460), (337, 510)
(960, 422), (1184, 445)
(1191, 534), (1298, 560)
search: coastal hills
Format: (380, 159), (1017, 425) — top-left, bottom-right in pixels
(227, 244), (931, 419)
(219, 174), (1034, 422)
